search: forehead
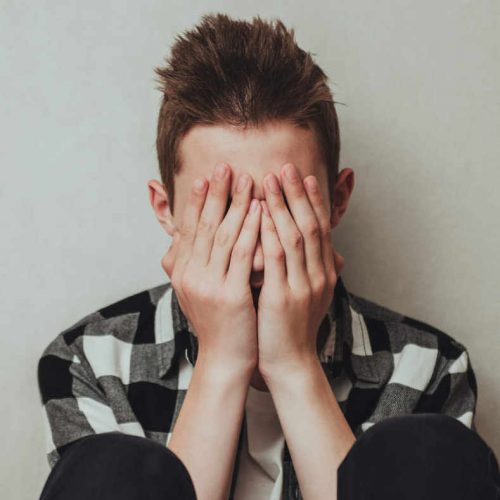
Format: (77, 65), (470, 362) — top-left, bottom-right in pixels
(176, 120), (327, 197)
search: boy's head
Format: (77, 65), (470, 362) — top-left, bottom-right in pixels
(148, 13), (354, 287)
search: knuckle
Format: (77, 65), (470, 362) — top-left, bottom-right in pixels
(288, 231), (303, 251)
(232, 194), (246, 209)
(197, 217), (214, 235)
(265, 219), (278, 234)
(232, 243), (250, 260)
(183, 276), (212, 302)
(214, 227), (230, 248)
(211, 181), (227, 199)
(180, 274), (196, 294)
(268, 197), (281, 209)
(295, 287), (312, 305)
(179, 224), (192, 238)
(320, 223), (331, 239)
(271, 245), (285, 261)
(312, 274), (327, 293)
(305, 221), (321, 239)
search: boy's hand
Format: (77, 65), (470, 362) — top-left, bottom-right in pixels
(256, 163), (344, 377)
(162, 163), (262, 373)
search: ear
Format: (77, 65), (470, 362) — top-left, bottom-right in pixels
(330, 167), (355, 230)
(147, 179), (176, 237)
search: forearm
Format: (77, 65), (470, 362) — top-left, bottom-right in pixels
(167, 353), (253, 500)
(263, 357), (356, 500)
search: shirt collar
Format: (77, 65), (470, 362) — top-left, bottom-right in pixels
(157, 274), (380, 385)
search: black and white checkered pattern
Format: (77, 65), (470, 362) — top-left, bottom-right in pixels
(37, 275), (478, 499)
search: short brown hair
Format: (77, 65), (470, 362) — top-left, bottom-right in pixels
(154, 13), (342, 214)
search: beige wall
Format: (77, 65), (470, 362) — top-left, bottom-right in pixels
(1, 1), (498, 498)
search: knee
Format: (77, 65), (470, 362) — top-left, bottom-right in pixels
(40, 432), (197, 500)
(61, 431), (181, 474)
(338, 413), (499, 499)
(353, 413), (483, 460)
(343, 413), (486, 467)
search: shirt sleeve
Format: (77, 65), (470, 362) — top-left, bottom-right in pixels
(418, 339), (478, 431)
(37, 330), (123, 469)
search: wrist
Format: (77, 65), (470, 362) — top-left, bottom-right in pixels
(195, 350), (256, 383)
(260, 353), (322, 386)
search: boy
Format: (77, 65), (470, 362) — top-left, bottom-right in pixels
(38, 13), (498, 500)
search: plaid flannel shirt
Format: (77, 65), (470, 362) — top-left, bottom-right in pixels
(37, 275), (478, 499)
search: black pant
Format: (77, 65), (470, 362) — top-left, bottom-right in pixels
(39, 413), (499, 499)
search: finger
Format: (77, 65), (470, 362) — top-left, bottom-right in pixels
(259, 200), (287, 293)
(210, 173), (254, 278)
(192, 163), (232, 266)
(174, 176), (209, 280)
(263, 172), (309, 290)
(162, 230), (181, 279)
(226, 198), (262, 288)
(279, 163), (324, 285)
(332, 246), (345, 275)
(303, 175), (337, 288)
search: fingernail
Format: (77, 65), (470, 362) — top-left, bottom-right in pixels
(265, 174), (280, 194)
(285, 163), (299, 182)
(237, 174), (249, 193)
(305, 176), (318, 192)
(215, 163), (227, 180)
(193, 177), (206, 193)
(249, 199), (259, 213)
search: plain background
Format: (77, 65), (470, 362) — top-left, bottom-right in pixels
(1, 1), (499, 498)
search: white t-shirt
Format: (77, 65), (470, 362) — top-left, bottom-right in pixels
(233, 384), (285, 500)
